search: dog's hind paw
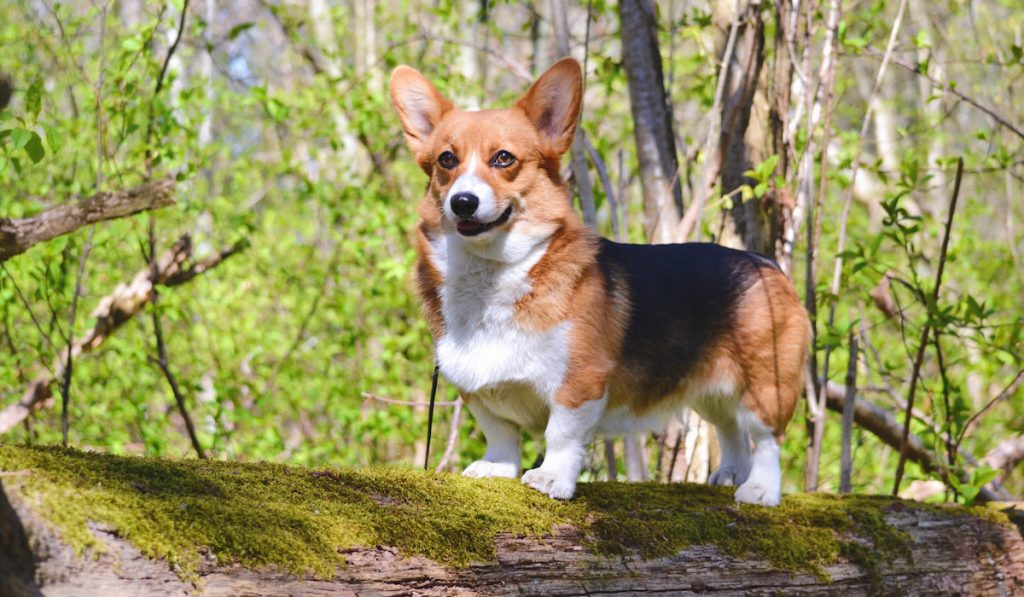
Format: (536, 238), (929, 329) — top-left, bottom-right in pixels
(462, 460), (519, 479)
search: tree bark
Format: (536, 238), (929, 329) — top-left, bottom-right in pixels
(0, 178), (175, 261)
(0, 234), (244, 435)
(3, 475), (1024, 596)
(713, 0), (772, 254)
(619, 0), (683, 243)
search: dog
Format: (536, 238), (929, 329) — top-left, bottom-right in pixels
(389, 57), (809, 506)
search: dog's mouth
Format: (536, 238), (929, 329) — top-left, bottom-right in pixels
(456, 204), (513, 237)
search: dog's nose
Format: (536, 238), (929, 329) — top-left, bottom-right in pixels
(450, 193), (479, 217)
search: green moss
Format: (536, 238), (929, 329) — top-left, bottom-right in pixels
(0, 444), (1002, 585)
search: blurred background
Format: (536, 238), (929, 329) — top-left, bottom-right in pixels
(0, 0), (1021, 503)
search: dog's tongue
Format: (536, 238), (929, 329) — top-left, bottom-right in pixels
(457, 220), (483, 235)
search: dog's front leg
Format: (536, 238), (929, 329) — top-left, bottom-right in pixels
(462, 397), (522, 479)
(522, 393), (607, 499)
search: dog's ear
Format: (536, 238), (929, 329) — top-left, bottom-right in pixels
(515, 57), (583, 155)
(390, 66), (453, 172)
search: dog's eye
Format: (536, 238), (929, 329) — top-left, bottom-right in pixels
(438, 151), (459, 170)
(490, 150), (516, 168)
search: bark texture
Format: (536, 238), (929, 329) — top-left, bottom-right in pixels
(0, 178), (175, 261)
(619, 0), (683, 243)
(3, 481), (1024, 597)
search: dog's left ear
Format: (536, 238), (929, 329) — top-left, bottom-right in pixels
(515, 57), (583, 155)
(390, 66), (454, 172)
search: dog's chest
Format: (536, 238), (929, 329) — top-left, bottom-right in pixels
(429, 236), (571, 398)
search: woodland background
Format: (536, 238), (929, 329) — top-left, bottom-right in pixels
(0, 0), (1021, 504)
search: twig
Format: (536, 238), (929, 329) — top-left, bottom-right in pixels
(361, 392), (459, 408)
(435, 398), (464, 472)
(604, 439), (618, 481)
(583, 134), (619, 239)
(892, 157), (964, 495)
(958, 369), (1024, 444)
(863, 49), (1024, 141)
(839, 333), (859, 493)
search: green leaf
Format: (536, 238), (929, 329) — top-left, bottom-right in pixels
(41, 122), (62, 153)
(229, 22), (255, 40)
(121, 36), (143, 52)
(9, 127), (31, 149)
(25, 81), (42, 118)
(24, 131), (45, 163)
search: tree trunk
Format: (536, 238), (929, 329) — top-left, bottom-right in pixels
(619, 0), (683, 243)
(712, 0), (774, 255)
(3, 450), (1024, 596)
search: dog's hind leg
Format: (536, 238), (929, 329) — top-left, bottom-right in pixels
(733, 405), (783, 506)
(462, 398), (522, 479)
(707, 412), (752, 487)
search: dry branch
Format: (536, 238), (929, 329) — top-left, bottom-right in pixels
(823, 381), (1008, 503)
(0, 179), (175, 261)
(0, 234), (244, 435)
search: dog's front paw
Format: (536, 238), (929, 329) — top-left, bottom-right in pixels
(462, 460), (519, 479)
(734, 480), (781, 506)
(521, 467), (577, 500)
(709, 467), (748, 487)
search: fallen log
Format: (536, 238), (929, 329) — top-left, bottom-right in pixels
(0, 178), (175, 261)
(0, 234), (245, 434)
(1, 445), (1023, 596)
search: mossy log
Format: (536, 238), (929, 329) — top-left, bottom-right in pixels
(2, 446), (1024, 596)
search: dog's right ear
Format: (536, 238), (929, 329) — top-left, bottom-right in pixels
(390, 66), (453, 173)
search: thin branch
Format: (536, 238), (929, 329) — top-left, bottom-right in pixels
(958, 369), (1024, 443)
(863, 48), (1024, 141)
(435, 398), (464, 473)
(893, 157), (964, 495)
(839, 333), (859, 493)
(583, 134), (619, 239)
(361, 392), (459, 408)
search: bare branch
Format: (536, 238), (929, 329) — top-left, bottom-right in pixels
(823, 381), (1008, 502)
(893, 157), (964, 495)
(361, 392), (459, 408)
(0, 178), (175, 261)
(0, 234), (244, 435)
(435, 398), (464, 473)
(863, 48), (1024, 141)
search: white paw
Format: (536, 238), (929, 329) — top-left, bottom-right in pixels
(709, 467), (749, 487)
(734, 480), (781, 506)
(521, 467), (577, 500)
(462, 460), (519, 479)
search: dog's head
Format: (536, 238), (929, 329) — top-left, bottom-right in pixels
(390, 58), (582, 242)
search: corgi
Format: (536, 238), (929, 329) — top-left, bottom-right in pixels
(389, 58), (810, 506)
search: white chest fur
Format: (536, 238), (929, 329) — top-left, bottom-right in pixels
(430, 232), (571, 403)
